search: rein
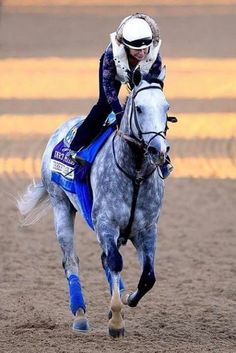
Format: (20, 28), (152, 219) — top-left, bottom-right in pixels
(112, 133), (156, 183)
(112, 133), (156, 244)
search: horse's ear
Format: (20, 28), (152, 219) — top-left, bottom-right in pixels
(133, 68), (142, 86)
(158, 65), (166, 82)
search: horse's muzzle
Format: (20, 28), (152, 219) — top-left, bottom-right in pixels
(147, 144), (169, 166)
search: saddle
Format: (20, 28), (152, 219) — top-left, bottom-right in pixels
(50, 113), (116, 229)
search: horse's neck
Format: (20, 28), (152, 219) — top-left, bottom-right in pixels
(114, 135), (137, 172)
(115, 103), (141, 173)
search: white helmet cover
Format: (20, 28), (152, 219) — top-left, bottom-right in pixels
(122, 18), (153, 49)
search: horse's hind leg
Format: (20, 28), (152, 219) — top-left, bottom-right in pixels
(51, 196), (89, 332)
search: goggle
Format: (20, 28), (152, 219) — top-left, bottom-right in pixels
(123, 37), (152, 48)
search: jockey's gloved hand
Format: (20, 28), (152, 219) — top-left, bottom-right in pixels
(126, 69), (134, 91)
(115, 111), (123, 126)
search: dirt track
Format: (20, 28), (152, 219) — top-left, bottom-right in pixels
(0, 2), (236, 352)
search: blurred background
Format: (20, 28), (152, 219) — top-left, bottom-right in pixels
(0, 0), (236, 179)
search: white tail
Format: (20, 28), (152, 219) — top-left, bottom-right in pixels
(17, 180), (51, 226)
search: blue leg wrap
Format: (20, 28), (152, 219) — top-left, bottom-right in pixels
(104, 267), (125, 295)
(68, 274), (86, 316)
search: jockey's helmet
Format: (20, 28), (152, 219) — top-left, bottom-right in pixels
(122, 18), (153, 49)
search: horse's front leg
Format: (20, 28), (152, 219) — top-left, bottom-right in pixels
(109, 271), (125, 338)
(124, 226), (157, 307)
(51, 196), (89, 332)
(97, 225), (125, 338)
(101, 251), (125, 296)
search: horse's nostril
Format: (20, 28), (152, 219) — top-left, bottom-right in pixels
(148, 146), (158, 155)
(160, 151), (165, 162)
(166, 146), (170, 153)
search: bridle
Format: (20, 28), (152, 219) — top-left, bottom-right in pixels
(116, 81), (168, 160)
(113, 81), (168, 183)
(112, 81), (175, 241)
(129, 82), (167, 150)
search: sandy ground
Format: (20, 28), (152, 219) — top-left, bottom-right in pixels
(1, 176), (236, 353)
(0, 2), (236, 352)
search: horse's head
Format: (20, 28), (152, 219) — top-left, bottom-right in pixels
(122, 67), (170, 166)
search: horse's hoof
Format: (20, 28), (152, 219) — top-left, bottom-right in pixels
(72, 317), (90, 333)
(72, 308), (90, 333)
(109, 326), (125, 338)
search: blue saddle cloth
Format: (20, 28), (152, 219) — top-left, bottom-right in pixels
(50, 113), (116, 230)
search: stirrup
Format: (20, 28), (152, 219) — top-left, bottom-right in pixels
(70, 151), (87, 166)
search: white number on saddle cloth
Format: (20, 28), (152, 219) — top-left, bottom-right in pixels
(50, 159), (75, 180)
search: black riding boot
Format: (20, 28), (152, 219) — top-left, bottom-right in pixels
(69, 103), (112, 164)
(70, 107), (110, 151)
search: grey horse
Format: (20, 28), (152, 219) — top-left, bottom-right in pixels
(17, 68), (170, 338)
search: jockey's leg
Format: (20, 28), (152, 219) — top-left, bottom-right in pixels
(124, 226), (157, 307)
(51, 196), (88, 328)
(70, 53), (121, 151)
(70, 103), (111, 151)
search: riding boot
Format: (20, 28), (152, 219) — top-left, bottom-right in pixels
(70, 108), (110, 152)
(159, 156), (173, 179)
(69, 103), (112, 164)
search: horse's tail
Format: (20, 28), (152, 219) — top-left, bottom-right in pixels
(17, 180), (51, 226)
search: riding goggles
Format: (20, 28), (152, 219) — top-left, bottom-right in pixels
(123, 37), (152, 49)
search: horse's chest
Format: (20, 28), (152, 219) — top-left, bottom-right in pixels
(91, 158), (164, 231)
(96, 179), (162, 230)
(133, 185), (162, 221)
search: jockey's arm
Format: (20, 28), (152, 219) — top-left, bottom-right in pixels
(143, 53), (163, 83)
(102, 45), (123, 116)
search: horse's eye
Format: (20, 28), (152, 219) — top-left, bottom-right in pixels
(136, 106), (142, 114)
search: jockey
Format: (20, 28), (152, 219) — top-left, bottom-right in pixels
(70, 13), (173, 178)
